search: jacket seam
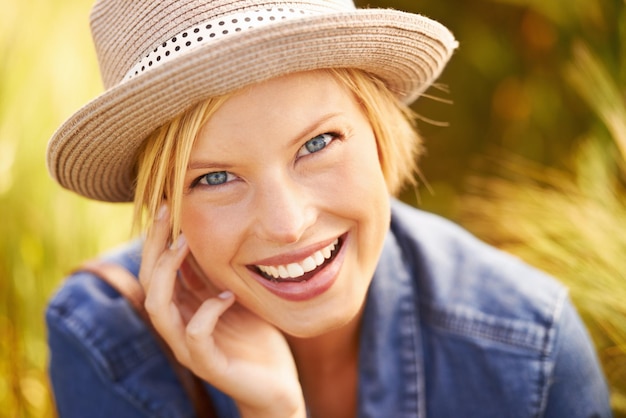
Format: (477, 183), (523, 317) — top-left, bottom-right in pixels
(422, 301), (551, 353)
(47, 305), (157, 417)
(534, 288), (568, 417)
(47, 284), (181, 418)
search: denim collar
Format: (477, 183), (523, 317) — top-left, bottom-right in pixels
(358, 228), (426, 418)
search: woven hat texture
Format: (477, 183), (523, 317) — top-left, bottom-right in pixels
(46, 0), (458, 202)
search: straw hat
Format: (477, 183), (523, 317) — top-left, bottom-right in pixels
(46, 0), (458, 202)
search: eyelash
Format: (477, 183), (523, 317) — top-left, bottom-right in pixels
(190, 170), (236, 189)
(190, 131), (342, 189)
(296, 132), (341, 159)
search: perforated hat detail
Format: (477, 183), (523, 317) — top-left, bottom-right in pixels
(126, 7), (322, 81)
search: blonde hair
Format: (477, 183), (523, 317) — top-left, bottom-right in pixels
(133, 95), (231, 239)
(327, 68), (422, 194)
(133, 69), (422, 237)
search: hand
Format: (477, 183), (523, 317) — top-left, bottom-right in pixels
(139, 205), (306, 418)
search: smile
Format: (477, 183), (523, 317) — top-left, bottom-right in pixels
(253, 237), (343, 283)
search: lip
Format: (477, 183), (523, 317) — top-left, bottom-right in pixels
(248, 233), (348, 302)
(250, 235), (340, 266)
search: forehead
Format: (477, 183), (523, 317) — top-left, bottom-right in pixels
(198, 70), (360, 139)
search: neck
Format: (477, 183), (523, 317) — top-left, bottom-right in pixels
(284, 310), (363, 418)
(286, 313), (361, 363)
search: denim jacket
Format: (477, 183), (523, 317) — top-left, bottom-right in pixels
(46, 200), (612, 417)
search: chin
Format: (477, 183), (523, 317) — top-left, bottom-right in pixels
(276, 298), (365, 339)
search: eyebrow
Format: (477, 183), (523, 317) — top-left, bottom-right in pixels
(287, 111), (343, 148)
(187, 111), (344, 171)
(187, 161), (233, 171)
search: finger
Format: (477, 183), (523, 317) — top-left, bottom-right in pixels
(186, 291), (235, 337)
(139, 203), (170, 288)
(185, 291), (236, 374)
(143, 235), (189, 317)
(143, 237), (192, 362)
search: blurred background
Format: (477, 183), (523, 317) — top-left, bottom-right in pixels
(1, 0), (624, 416)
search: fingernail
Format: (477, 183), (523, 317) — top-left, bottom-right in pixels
(218, 290), (234, 300)
(157, 204), (168, 221)
(170, 233), (186, 250)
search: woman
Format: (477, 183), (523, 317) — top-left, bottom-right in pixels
(45, 0), (612, 417)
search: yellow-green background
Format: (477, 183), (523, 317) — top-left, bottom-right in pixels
(1, 0), (624, 416)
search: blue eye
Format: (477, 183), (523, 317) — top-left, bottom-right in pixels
(297, 133), (335, 157)
(199, 171), (232, 186)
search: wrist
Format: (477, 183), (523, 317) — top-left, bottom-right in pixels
(237, 392), (306, 418)
(239, 405), (306, 418)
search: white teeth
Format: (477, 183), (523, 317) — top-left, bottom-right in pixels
(278, 265), (289, 279)
(256, 238), (339, 280)
(268, 265), (279, 278)
(287, 263), (305, 277)
(302, 257), (317, 273)
(313, 251), (324, 265)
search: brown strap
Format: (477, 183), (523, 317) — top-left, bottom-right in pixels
(78, 261), (217, 418)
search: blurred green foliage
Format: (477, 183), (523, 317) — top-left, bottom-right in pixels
(1, 0), (623, 416)
(1, 1), (133, 415)
(450, 9), (626, 417)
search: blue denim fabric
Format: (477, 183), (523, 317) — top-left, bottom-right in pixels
(46, 200), (612, 417)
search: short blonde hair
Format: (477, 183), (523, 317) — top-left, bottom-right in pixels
(133, 69), (422, 237)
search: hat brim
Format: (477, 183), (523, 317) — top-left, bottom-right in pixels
(47, 9), (457, 202)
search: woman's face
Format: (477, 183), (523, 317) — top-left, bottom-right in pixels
(180, 70), (391, 338)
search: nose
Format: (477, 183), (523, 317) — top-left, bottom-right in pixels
(252, 174), (316, 244)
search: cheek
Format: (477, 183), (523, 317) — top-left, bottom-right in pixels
(328, 136), (390, 215)
(312, 135), (390, 271)
(179, 203), (240, 275)
(342, 135), (391, 242)
(180, 202), (213, 241)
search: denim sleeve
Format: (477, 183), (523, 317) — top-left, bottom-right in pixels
(45, 273), (197, 418)
(543, 298), (613, 418)
(47, 307), (148, 418)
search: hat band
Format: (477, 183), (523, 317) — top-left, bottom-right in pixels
(124, 5), (337, 82)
